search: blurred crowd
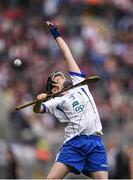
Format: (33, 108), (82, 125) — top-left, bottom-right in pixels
(0, 0), (133, 179)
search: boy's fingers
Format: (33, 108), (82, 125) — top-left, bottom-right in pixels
(46, 21), (53, 26)
(46, 21), (50, 26)
(46, 21), (57, 28)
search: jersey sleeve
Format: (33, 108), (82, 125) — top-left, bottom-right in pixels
(68, 71), (86, 85)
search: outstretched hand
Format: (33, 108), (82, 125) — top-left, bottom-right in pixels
(46, 21), (60, 39)
(46, 21), (58, 29)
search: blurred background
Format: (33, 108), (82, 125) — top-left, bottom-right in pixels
(0, 0), (133, 179)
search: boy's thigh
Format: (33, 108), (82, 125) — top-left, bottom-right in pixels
(47, 162), (72, 179)
(91, 171), (108, 179)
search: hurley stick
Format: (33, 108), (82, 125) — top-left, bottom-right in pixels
(16, 75), (100, 110)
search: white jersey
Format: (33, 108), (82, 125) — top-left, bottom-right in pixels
(42, 72), (102, 143)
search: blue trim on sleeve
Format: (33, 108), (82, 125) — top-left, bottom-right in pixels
(41, 104), (46, 113)
(69, 71), (86, 78)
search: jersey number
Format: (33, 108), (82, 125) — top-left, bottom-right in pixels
(72, 101), (85, 113)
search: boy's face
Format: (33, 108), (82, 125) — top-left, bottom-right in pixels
(51, 75), (66, 94)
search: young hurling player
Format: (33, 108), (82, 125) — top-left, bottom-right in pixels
(33, 21), (108, 179)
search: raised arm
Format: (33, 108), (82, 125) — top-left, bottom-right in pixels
(46, 21), (81, 73)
